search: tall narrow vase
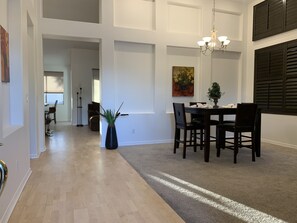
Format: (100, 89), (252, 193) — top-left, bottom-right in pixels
(105, 124), (118, 149)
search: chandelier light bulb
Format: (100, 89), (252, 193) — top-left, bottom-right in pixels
(202, 37), (211, 43)
(218, 36), (228, 42)
(223, 39), (230, 46)
(197, 41), (206, 46)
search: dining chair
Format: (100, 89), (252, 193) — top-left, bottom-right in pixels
(44, 112), (53, 136)
(173, 103), (204, 159)
(48, 100), (58, 124)
(189, 102), (219, 143)
(216, 103), (258, 163)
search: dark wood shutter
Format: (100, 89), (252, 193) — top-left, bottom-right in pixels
(253, 1), (269, 41)
(267, 0), (284, 36)
(254, 40), (297, 115)
(254, 50), (270, 109)
(285, 42), (297, 111)
(268, 46), (284, 109)
(285, 0), (297, 31)
(252, 0), (297, 41)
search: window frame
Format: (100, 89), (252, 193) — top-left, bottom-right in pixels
(44, 71), (64, 105)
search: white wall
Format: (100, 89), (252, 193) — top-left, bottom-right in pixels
(71, 49), (99, 125)
(0, 0), (37, 222)
(43, 40), (72, 122)
(2, 0), (296, 221)
(245, 0), (297, 149)
(40, 0), (245, 146)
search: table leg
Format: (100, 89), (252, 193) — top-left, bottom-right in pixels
(204, 113), (210, 162)
(216, 114), (224, 150)
(255, 110), (261, 157)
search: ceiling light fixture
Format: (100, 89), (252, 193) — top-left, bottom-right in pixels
(197, 0), (230, 55)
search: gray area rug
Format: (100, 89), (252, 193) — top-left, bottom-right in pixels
(118, 143), (297, 223)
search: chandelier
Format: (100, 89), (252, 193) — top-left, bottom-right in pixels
(197, 0), (230, 55)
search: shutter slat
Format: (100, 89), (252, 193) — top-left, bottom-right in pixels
(285, 0), (297, 30)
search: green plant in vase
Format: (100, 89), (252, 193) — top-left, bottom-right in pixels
(100, 102), (123, 149)
(207, 82), (222, 108)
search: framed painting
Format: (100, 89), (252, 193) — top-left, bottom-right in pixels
(172, 66), (194, 97)
(1, 25), (10, 83)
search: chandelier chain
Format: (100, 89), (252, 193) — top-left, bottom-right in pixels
(212, 0), (216, 31)
(197, 0), (230, 56)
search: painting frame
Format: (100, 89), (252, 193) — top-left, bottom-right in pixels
(1, 25), (10, 83)
(172, 66), (194, 97)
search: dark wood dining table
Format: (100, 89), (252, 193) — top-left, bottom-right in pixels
(185, 106), (261, 162)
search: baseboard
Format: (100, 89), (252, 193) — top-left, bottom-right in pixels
(30, 154), (39, 159)
(262, 138), (297, 150)
(1, 168), (32, 223)
(30, 153), (39, 159)
(41, 145), (47, 153)
(113, 139), (174, 147)
(113, 138), (297, 150)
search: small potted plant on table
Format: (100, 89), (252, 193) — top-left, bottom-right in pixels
(207, 82), (222, 108)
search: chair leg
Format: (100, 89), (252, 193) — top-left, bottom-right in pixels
(216, 127), (221, 157)
(252, 132), (256, 162)
(173, 128), (179, 154)
(54, 113), (56, 124)
(200, 129), (204, 150)
(193, 129), (197, 152)
(183, 129), (187, 159)
(216, 127), (220, 149)
(190, 130), (193, 146)
(234, 131), (239, 164)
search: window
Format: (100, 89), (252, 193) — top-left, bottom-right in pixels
(92, 68), (100, 103)
(254, 39), (297, 115)
(44, 71), (64, 104)
(253, 0), (297, 41)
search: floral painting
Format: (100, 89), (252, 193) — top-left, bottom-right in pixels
(172, 66), (194, 97)
(1, 25), (10, 83)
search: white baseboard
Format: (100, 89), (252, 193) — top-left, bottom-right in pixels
(30, 153), (40, 159)
(262, 138), (297, 150)
(41, 145), (47, 153)
(112, 139), (174, 147)
(1, 168), (32, 223)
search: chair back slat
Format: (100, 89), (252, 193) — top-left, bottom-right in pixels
(173, 103), (186, 127)
(235, 103), (258, 127)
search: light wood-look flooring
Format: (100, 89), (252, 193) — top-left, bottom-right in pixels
(9, 124), (184, 223)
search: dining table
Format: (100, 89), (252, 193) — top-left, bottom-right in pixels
(185, 106), (261, 162)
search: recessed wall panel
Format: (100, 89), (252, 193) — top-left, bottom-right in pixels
(168, 3), (201, 35)
(166, 46), (200, 112)
(114, 0), (155, 30)
(211, 51), (240, 105)
(115, 41), (154, 113)
(43, 0), (100, 23)
(215, 11), (242, 41)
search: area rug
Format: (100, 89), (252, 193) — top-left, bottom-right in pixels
(118, 143), (297, 223)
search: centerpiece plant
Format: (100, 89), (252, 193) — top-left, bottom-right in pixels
(207, 82), (223, 108)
